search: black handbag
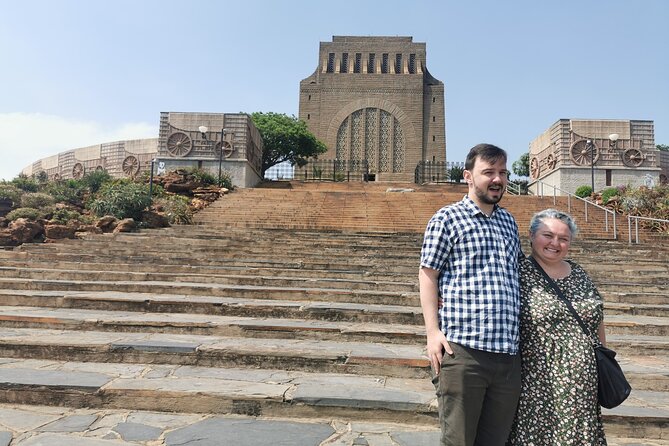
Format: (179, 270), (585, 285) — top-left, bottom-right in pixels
(529, 257), (632, 409)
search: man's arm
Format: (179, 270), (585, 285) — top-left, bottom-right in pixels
(419, 266), (452, 374)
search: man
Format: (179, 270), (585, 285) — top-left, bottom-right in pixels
(419, 143), (521, 446)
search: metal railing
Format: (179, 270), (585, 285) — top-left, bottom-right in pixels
(530, 180), (618, 240)
(296, 159), (369, 182)
(627, 215), (669, 244)
(507, 181), (529, 195)
(415, 161), (465, 184)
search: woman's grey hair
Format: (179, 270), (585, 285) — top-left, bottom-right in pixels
(529, 209), (578, 239)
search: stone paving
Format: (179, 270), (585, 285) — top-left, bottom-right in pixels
(1, 404), (668, 446)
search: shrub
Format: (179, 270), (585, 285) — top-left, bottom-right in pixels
(88, 181), (152, 220)
(0, 184), (23, 205)
(6, 207), (43, 221)
(82, 170), (113, 193)
(600, 187), (619, 205)
(186, 168), (217, 186)
(575, 185), (592, 198)
(43, 181), (86, 206)
(21, 192), (56, 209)
(35, 171), (49, 183)
(10, 175), (39, 192)
(50, 208), (84, 225)
(217, 171), (233, 189)
(155, 195), (193, 224)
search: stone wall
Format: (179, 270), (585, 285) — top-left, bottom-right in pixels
(528, 119), (660, 195)
(22, 139), (159, 180)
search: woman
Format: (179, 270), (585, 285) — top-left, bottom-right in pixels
(507, 209), (607, 445)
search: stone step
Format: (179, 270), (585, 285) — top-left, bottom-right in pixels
(0, 278), (419, 307)
(0, 310), (666, 381)
(0, 259), (414, 286)
(607, 335), (669, 356)
(606, 302), (669, 318)
(0, 306), (425, 346)
(0, 289), (666, 338)
(0, 266), (417, 293)
(0, 251), (420, 275)
(0, 359), (665, 439)
(0, 358), (436, 425)
(16, 234), (669, 266)
(600, 290), (669, 306)
(605, 315), (669, 337)
(0, 290), (424, 325)
(0, 327), (429, 379)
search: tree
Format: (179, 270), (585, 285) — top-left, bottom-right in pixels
(512, 152), (530, 178)
(657, 144), (669, 152)
(251, 112), (327, 175)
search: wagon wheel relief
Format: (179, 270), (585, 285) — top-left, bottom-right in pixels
(546, 153), (557, 171)
(530, 157), (540, 179)
(72, 163), (84, 179)
(622, 149), (644, 167)
(570, 140), (599, 166)
(214, 141), (234, 158)
(166, 132), (192, 157)
(122, 156), (140, 177)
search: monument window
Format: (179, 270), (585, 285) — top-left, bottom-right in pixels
(308, 95), (311, 100)
(381, 53), (389, 73)
(336, 107), (405, 174)
(368, 53), (376, 73)
(395, 54), (402, 74)
(354, 53), (362, 73)
(340, 53), (349, 73)
(327, 53), (335, 73)
(432, 97), (436, 103)
(432, 116), (436, 122)
(433, 135), (435, 142)
(409, 54), (416, 74)
(307, 114), (310, 120)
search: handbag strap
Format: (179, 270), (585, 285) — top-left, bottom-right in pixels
(528, 256), (594, 340)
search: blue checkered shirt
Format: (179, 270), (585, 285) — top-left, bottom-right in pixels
(420, 196), (521, 354)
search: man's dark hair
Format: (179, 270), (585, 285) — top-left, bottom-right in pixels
(464, 143), (507, 171)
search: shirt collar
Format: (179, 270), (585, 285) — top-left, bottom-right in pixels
(461, 195), (500, 218)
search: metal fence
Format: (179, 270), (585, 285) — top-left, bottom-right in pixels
(295, 159), (370, 182)
(415, 161), (465, 184)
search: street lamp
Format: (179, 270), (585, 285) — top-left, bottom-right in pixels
(198, 126), (230, 185)
(587, 139), (595, 193)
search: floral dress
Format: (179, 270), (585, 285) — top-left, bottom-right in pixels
(507, 257), (607, 445)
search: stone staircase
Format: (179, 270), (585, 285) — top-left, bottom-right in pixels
(0, 181), (666, 445)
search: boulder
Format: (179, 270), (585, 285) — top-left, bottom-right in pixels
(8, 218), (44, 244)
(45, 224), (77, 240)
(95, 215), (118, 233)
(113, 218), (136, 233)
(140, 211), (170, 229)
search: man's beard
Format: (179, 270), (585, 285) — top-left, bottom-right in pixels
(474, 183), (504, 205)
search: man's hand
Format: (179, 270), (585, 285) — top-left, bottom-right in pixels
(426, 330), (452, 374)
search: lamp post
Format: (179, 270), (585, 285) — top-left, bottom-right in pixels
(587, 139), (595, 193)
(148, 158), (156, 199)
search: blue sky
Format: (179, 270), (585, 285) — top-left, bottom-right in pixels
(1, 0), (667, 181)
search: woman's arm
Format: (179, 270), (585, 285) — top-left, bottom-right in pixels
(597, 322), (607, 347)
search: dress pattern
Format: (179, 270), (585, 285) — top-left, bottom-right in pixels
(507, 257), (607, 445)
